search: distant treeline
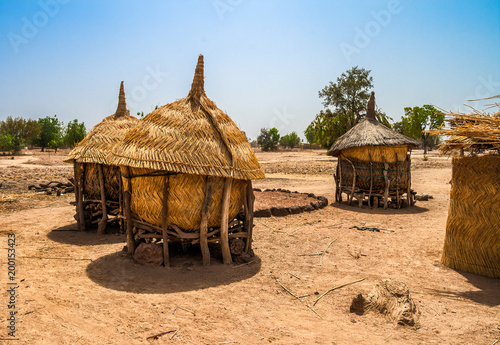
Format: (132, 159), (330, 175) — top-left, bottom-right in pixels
(0, 115), (86, 154)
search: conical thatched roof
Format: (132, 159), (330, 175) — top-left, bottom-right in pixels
(328, 92), (420, 157)
(64, 82), (139, 164)
(109, 55), (264, 180)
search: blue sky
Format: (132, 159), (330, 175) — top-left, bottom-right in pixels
(0, 0), (499, 139)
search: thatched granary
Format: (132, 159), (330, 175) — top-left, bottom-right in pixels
(429, 110), (500, 278)
(64, 82), (139, 234)
(328, 92), (420, 208)
(109, 55), (265, 266)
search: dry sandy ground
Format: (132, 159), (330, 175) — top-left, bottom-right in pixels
(0, 150), (499, 345)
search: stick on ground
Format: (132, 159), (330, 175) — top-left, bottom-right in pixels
(313, 277), (367, 306)
(319, 239), (337, 265)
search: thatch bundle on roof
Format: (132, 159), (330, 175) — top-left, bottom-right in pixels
(429, 106), (500, 278)
(109, 55), (265, 266)
(64, 82), (139, 234)
(328, 92), (420, 208)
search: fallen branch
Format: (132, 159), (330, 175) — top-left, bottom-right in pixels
(275, 278), (322, 319)
(173, 306), (196, 316)
(232, 260), (256, 269)
(319, 239), (337, 266)
(297, 253), (322, 257)
(146, 330), (176, 340)
(255, 220), (275, 231)
(275, 278), (300, 300)
(313, 277), (367, 306)
(492, 338), (499, 345)
(19, 256), (92, 261)
(288, 272), (301, 280)
(170, 330), (178, 340)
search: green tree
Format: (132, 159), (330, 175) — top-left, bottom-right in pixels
(0, 116), (41, 154)
(34, 115), (63, 152)
(280, 132), (300, 148)
(304, 126), (315, 144)
(63, 120), (86, 147)
(257, 127), (280, 151)
(307, 67), (393, 149)
(0, 133), (14, 153)
(401, 105), (444, 154)
(319, 66), (374, 128)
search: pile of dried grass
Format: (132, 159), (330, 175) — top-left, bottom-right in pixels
(429, 112), (500, 153)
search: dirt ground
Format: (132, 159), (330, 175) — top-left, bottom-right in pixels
(0, 149), (499, 345)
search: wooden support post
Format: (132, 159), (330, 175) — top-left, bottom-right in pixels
(220, 178), (233, 264)
(200, 176), (213, 266)
(407, 154), (412, 206)
(244, 180), (255, 253)
(97, 164), (107, 235)
(338, 159), (343, 202)
(383, 160), (390, 209)
(368, 154), (373, 208)
(123, 167), (135, 255)
(346, 158), (356, 206)
(162, 176), (170, 267)
(395, 153), (400, 209)
(118, 170), (124, 232)
(75, 163), (86, 231)
(334, 163), (340, 202)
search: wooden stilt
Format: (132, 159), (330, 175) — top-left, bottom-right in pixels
(200, 176), (213, 266)
(118, 170), (124, 232)
(220, 177), (233, 264)
(338, 158), (343, 202)
(383, 159), (390, 209)
(76, 163), (86, 231)
(334, 163), (340, 202)
(395, 153), (400, 209)
(162, 176), (170, 267)
(345, 157), (356, 206)
(407, 154), (413, 206)
(368, 154), (373, 208)
(97, 164), (107, 235)
(123, 167), (135, 255)
(244, 180), (255, 253)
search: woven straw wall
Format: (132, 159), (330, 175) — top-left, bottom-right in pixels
(341, 145), (410, 164)
(123, 167), (246, 231)
(441, 155), (500, 278)
(83, 163), (120, 201)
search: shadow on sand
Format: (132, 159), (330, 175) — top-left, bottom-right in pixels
(330, 202), (429, 215)
(47, 223), (126, 246)
(428, 270), (500, 307)
(86, 243), (261, 294)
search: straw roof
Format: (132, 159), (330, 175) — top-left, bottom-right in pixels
(328, 92), (420, 157)
(64, 82), (139, 165)
(428, 110), (500, 154)
(109, 55), (265, 180)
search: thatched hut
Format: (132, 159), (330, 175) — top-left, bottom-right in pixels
(429, 110), (499, 278)
(64, 82), (139, 234)
(328, 92), (420, 208)
(109, 55), (265, 266)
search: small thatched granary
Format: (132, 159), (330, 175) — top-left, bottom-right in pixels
(109, 55), (265, 266)
(328, 92), (421, 208)
(64, 82), (139, 234)
(429, 110), (500, 278)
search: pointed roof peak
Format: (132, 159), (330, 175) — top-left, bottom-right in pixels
(114, 81), (127, 118)
(187, 54), (206, 101)
(366, 91), (376, 120)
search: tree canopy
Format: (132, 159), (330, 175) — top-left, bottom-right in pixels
(0, 116), (41, 154)
(395, 105), (444, 154)
(33, 115), (63, 152)
(280, 131), (300, 149)
(257, 127), (280, 151)
(306, 66), (392, 149)
(63, 120), (86, 148)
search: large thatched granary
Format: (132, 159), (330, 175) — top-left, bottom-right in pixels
(328, 92), (421, 208)
(64, 82), (139, 234)
(430, 110), (500, 278)
(109, 55), (265, 266)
